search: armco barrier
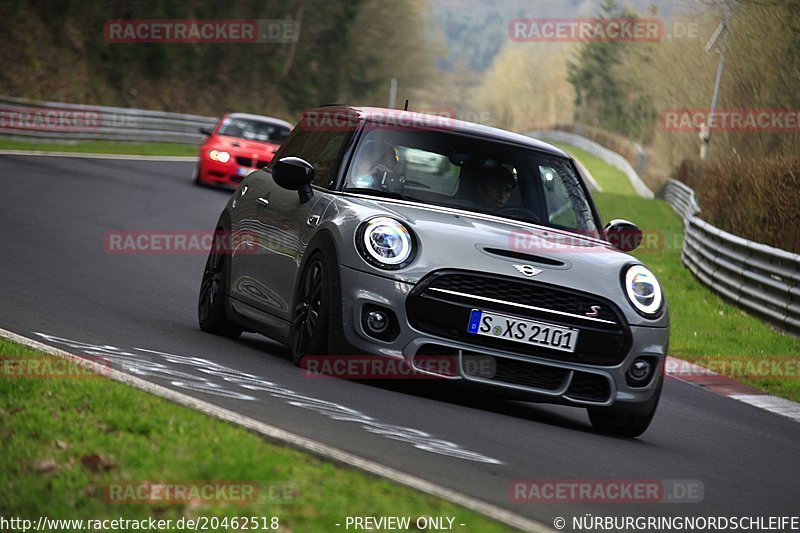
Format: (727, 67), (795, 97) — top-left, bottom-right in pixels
(662, 179), (800, 334)
(528, 130), (655, 199)
(0, 95), (217, 144)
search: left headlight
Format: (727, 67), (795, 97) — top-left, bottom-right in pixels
(209, 150), (231, 163)
(355, 217), (415, 269)
(623, 264), (663, 316)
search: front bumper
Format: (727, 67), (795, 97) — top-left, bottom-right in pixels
(338, 265), (668, 410)
(199, 158), (260, 188)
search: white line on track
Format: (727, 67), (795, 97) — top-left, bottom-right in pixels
(728, 395), (800, 422)
(0, 327), (553, 533)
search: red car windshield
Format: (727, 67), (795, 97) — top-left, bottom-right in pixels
(217, 118), (290, 144)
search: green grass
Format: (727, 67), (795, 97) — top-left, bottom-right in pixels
(0, 339), (510, 532)
(0, 138), (198, 156)
(550, 141), (636, 196)
(560, 143), (800, 401)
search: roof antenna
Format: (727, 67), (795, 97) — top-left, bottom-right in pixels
(404, 99), (409, 111)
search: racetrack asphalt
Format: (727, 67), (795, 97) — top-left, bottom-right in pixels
(1, 154), (799, 530)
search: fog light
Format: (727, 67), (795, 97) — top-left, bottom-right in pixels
(361, 305), (399, 342)
(366, 310), (388, 334)
(627, 358), (653, 386)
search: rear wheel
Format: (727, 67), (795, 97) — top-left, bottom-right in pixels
(290, 254), (330, 366)
(198, 230), (241, 338)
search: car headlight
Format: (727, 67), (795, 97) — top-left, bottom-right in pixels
(209, 150), (231, 163)
(623, 264), (663, 316)
(355, 217), (415, 269)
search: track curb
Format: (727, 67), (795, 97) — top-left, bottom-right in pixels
(0, 327), (554, 533)
(667, 355), (800, 422)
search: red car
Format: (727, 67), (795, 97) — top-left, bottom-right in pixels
(194, 113), (293, 189)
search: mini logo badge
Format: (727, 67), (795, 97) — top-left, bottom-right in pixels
(513, 264), (542, 277)
(586, 305), (602, 317)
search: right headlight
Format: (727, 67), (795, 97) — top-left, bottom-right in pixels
(623, 264), (663, 316)
(355, 217), (416, 270)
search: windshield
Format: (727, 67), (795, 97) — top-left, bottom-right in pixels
(343, 128), (598, 231)
(217, 118), (290, 144)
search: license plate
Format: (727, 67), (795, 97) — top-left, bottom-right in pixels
(236, 167), (254, 176)
(466, 310), (579, 353)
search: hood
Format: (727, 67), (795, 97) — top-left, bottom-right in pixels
(332, 197), (666, 327)
(213, 136), (280, 156)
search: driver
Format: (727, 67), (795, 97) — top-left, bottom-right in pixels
(476, 166), (515, 209)
(350, 140), (399, 189)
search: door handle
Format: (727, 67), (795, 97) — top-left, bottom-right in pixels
(257, 197), (269, 206)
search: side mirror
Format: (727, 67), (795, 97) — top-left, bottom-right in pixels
(199, 127), (212, 136)
(272, 157), (315, 204)
(604, 219), (643, 252)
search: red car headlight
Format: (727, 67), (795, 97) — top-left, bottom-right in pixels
(209, 150), (231, 163)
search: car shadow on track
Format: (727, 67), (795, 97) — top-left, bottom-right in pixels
(231, 335), (633, 438)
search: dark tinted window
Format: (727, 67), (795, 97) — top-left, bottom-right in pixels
(272, 126), (354, 189)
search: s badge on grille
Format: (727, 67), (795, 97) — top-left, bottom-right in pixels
(513, 264), (542, 277)
(586, 305), (602, 317)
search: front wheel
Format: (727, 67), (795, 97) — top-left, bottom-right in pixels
(198, 230), (242, 338)
(193, 163), (204, 185)
(588, 385), (661, 438)
(290, 253), (330, 366)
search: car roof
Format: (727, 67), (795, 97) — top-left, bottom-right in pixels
(224, 113), (293, 129)
(304, 106), (568, 158)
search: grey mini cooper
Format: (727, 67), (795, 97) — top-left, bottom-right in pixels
(198, 106), (669, 437)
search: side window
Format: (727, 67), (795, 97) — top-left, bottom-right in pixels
(270, 127), (307, 163)
(270, 125), (353, 189)
(539, 165), (578, 228)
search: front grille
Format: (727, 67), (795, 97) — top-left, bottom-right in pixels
(407, 270), (630, 365)
(462, 353), (569, 391)
(567, 372), (612, 402)
(415, 344), (456, 356)
(235, 156), (254, 167)
(413, 344), (612, 401)
(427, 272), (618, 323)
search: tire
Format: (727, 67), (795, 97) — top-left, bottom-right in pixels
(198, 229), (242, 338)
(290, 253), (330, 366)
(192, 164), (201, 185)
(588, 384), (662, 438)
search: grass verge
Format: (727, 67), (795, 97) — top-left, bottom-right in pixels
(561, 142), (800, 402)
(0, 339), (509, 531)
(0, 138), (198, 157)
(549, 141), (636, 196)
